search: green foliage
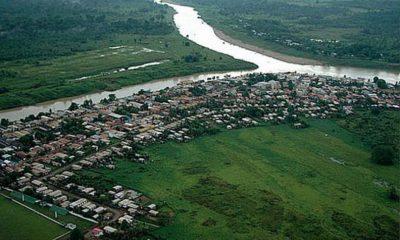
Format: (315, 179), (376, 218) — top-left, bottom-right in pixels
(0, 70), (17, 78)
(376, 79), (388, 89)
(176, 0), (400, 66)
(0, 0), (256, 111)
(60, 118), (85, 135)
(69, 173), (114, 197)
(388, 187), (399, 202)
(155, 95), (170, 103)
(70, 228), (84, 240)
(82, 99), (94, 109)
(68, 102), (79, 111)
(337, 110), (400, 161)
(19, 134), (35, 149)
(34, 129), (56, 143)
(247, 73), (278, 85)
(0, 87), (9, 94)
(372, 145), (395, 165)
(183, 119), (220, 137)
(189, 86), (207, 96)
(91, 120), (399, 239)
(114, 105), (139, 115)
(108, 94), (117, 102)
(0, 118), (10, 127)
(0, 172), (19, 186)
(331, 211), (375, 239)
(0, 0), (173, 61)
(183, 52), (202, 63)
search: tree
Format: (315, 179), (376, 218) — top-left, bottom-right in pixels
(189, 86), (207, 96)
(70, 228), (84, 240)
(288, 81), (295, 90)
(82, 99), (94, 109)
(140, 103), (149, 111)
(19, 134), (35, 148)
(371, 145), (395, 165)
(108, 94), (117, 102)
(34, 129), (55, 143)
(0, 119), (10, 127)
(373, 77), (388, 89)
(376, 79), (388, 89)
(61, 118), (85, 135)
(0, 87), (9, 94)
(68, 102), (79, 111)
(0, 171), (19, 186)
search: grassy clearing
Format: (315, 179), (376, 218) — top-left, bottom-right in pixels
(85, 119), (400, 239)
(0, 195), (67, 240)
(0, 191), (93, 240)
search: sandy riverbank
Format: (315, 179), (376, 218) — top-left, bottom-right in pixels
(213, 29), (322, 66)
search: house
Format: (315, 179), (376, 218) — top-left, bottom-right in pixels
(118, 215), (133, 224)
(103, 226), (117, 234)
(253, 81), (281, 91)
(69, 198), (88, 209)
(66, 223), (77, 230)
(149, 210), (159, 217)
(147, 204), (157, 210)
(91, 227), (104, 237)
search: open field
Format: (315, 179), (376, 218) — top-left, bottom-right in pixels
(0, 191), (93, 240)
(84, 120), (400, 239)
(0, 195), (67, 240)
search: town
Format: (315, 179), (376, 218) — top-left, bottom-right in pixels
(0, 72), (399, 239)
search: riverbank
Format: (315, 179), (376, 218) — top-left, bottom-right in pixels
(214, 28), (400, 72)
(0, 33), (255, 112)
(214, 29), (321, 66)
(171, 0), (400, 72)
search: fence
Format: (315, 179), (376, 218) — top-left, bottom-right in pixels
(10, 191), (38, 204)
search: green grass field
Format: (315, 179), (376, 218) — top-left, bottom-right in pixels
(0, 192), (93, 240)
(84, 120), (400, 239)
(0, 195), (67, 240)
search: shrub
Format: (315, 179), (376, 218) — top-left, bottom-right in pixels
(388, 187), (399, 202)
(371, 145), (395, 165)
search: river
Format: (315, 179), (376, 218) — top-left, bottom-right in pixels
(0, 0), (399, 121)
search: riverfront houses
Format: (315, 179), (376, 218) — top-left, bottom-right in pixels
(0, 72), (399, 237)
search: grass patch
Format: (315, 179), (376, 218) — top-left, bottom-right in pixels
(83, 119), (400, 239)
(0, 195), (67, 240)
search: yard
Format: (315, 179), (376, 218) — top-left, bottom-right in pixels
(0, 195), (67, 240)
(83, 120), (399, 239)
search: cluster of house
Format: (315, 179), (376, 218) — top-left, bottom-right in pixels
(1, 72), (399, 236)
(14, 174), (114, 221)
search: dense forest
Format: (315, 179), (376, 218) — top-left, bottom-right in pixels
(0, 0), (173, 61)
(176, 0), (400, 66)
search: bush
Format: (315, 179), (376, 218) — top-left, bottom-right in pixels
(388, 187), (399, 202)
(70, 228), (84, 240)
(371, 145), (395, 165)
